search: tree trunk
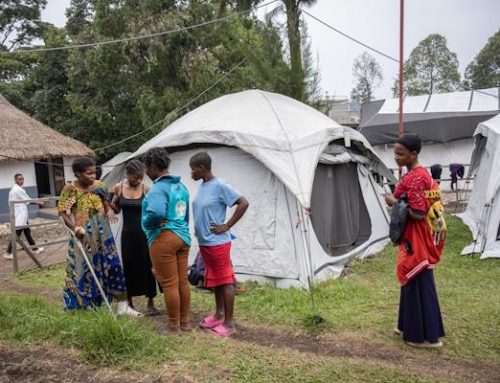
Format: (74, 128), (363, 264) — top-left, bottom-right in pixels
(285, 0), (305, 101)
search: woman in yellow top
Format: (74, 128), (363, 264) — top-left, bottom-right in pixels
(58, 156), (140, 316)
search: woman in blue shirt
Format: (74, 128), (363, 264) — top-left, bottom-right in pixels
(141, 148), (191, 334)
(190, 151), (249, 336)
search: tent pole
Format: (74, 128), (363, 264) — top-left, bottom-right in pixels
(398, 0), (405, 138)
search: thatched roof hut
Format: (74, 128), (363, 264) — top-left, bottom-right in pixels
(0, 94), (93, 162)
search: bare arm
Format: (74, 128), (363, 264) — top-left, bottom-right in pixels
(211, 196), (249, 234)
(109, 183), (121, 214)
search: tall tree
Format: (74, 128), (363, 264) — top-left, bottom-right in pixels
(219, 0), (317, 101)
(392, 34), (461, 97)
(0, 0), (47, 51)
(0, 0), (48, 109)
(63, 0), (290, 160)
(464, 29), (500, 89)
(65, 0), (93, 38)
(350, 52), (382, 103)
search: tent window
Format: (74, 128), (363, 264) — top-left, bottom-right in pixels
(310, 163), (372, 256)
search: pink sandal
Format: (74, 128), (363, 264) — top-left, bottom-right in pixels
(199, 315), (224, 329)
(209, 324), (236, 337)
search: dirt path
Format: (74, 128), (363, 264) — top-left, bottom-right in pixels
(234, 324), (500, 383)
(0, 343), (192, 383)
(2, 280), (500, 383)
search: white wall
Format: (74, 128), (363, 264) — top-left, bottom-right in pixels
(63, 157), (76, 182)
(0, 161), (36, 189)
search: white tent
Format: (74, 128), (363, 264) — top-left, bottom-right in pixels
(459, 114), (500, 259)
(115, 90), (395, 288)
(100, 151), (131, 179)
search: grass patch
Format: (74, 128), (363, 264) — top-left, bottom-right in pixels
(3, 215), (499, 381)
(0, 292), (443, 382)
(0, 293), (170, 366)
(15, 263), (65, 290)
(191, 216), (500, 361)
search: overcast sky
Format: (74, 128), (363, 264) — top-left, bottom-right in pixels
(42, 0), (500, 100)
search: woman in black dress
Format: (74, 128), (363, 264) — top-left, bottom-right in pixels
(110, 160), (159, 315)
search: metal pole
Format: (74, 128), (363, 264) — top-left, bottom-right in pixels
(9, 201), (18, 273)
(398, 0), (405, 138)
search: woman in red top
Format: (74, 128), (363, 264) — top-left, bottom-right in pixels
(385, 134), (446, 348)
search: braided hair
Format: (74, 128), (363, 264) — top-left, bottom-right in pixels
(125, 159), (145, 176)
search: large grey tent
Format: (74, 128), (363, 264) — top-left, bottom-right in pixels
(459, 114), (500, 259)
(107, 90), (395, 288)
(359, 88), (500, 190)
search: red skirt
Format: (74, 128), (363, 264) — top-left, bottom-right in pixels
(199, 242), (235, 288)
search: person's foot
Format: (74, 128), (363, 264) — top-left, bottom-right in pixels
(208, 324), (236, 337)
(394, 327), (403, 336)
(405, 340), (443, 348)
(3, 253), (13, 260)
(180, 322), (192, 332)
(199, 314), (224, 329)
(116, 301), (143, 317)
(33, 247), (44, 254)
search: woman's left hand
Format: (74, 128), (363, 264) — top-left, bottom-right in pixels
(385, 194), (397, 206)
(210, 223), (230, 234)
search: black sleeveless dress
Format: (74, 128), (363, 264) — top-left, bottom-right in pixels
(119, 189), (157, 298)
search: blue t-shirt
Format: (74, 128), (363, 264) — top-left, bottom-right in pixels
(141, 175), (191, 247)
(193, 177), (241, 246)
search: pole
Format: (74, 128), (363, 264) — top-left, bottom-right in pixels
(398, 0), (405, 138)
(9, 202), (18, 273)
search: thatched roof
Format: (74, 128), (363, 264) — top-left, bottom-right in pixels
(0, 94), (93, 163)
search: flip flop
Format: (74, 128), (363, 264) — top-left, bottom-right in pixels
(199, 314), (224, 329)
(208, 324), (236, 337)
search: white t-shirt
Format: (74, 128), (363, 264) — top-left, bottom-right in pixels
(8, 184), (31, 227)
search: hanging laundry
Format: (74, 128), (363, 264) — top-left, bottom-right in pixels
(430, 164), (443, 184)
(449, 163), (465, 191)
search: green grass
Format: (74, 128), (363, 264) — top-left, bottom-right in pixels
(192, 216), (500, 361)
(15, 263), (65, 290)
(2, 215), (499, 381)
(0, 292), (443, 382)
(0, 293), (171, 367)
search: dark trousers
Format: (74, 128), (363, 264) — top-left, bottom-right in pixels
(7, 228), (37, 253)
(398, 269), (445, 343)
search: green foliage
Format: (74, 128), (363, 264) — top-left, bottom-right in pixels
(1, 0), (324, 162)
(464, 29), (500, 89)
(0, 0), (47, 51)
(0, 0), (48, 91)
(351, 51), (383, 103)
(393, 34), (461, 97)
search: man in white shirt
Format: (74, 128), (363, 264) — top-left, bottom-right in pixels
(4, 174), (44, 260)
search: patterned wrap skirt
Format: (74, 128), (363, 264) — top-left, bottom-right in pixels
(63, 213), (126, 310)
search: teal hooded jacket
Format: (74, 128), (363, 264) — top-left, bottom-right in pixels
(141, 175), (191, 247)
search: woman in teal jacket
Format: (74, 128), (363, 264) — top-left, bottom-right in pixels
(141, 148), (191, 334)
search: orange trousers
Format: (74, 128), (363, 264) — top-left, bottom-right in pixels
(149, 230), (191, 328)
